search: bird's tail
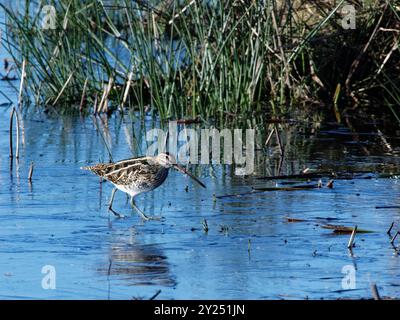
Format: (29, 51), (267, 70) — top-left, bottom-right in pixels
(80, 165), (94, 171)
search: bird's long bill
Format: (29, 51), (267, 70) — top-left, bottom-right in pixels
(172, 164), (206, 189)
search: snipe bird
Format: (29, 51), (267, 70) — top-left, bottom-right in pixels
(81, 153), (205, 220)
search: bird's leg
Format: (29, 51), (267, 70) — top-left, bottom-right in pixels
(130, 197), (161, 221)
(108, 188), (124, 218)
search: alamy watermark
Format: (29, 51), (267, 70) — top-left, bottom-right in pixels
(341, 264), (356, 290)
(41, 265), (56, 290)
(146, 121), (255, 175)
(341, 4), (356, 30)
(41, 5), (57, 30)
(2, 1), (57, 30)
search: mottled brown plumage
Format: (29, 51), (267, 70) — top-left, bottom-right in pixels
(82, 156), (169, 197)
(81, 153), (205, 220)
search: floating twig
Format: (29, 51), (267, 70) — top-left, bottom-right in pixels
(285, 217), (307, 223)
(321, 224), (372, 234)
(347, 225), (357, 248)
(253, 184), (319, 192)
(376, 206), (400, 209)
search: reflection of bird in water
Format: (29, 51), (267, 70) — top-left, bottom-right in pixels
(100, 243), (176, 288)
(81, 153), (205, 220)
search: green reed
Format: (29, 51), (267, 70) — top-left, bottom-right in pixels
(1, 0), (399, 122)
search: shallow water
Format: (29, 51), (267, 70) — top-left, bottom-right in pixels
(0, 107), (400, 299)
(1, 3), (400, 301)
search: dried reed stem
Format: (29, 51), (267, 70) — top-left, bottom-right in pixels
(347, 225), (357, 248)
(79, 78), (88, 112)
(370, 283), (381, 300)
(15, 108), (20, 159)
(28, 161), (34, 181)
(52, 72), (74, 106)
(390, 231), (400, 245)
(18, 59), (26, 107)
(9, 107), (15, 158)
(387, 222), (395, 235)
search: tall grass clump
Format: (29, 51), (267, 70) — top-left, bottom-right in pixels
(1, 0), (399, 122)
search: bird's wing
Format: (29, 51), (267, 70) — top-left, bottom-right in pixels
(104, 158), (162, 185)
(81, 156), (152, 178)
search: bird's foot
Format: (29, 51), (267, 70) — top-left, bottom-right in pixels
(108, 207), (126, 219)
(130, 199), (164, 221)
(108, 188), (125, 218)
(136, 211), (164, 221)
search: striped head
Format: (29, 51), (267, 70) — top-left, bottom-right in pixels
(154, 152), (177, 168)
(153, 152), (206, 189)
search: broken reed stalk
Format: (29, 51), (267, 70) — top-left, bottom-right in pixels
(9, 107), (15, 158)
(121, 71), (133, 111)
(97, 86), (107, 114)
(370, 283), (381, 300)
(18, 59), (26, 107)
(168, 0), (195, 24)
(149, 289), (162, 301)
(79, 78), (88, 112)
(15, 108), (20, 159)
(274, 125), (284, 156)
(264, 126), (275, 146)
(28, 161), (34, 181)
(52, 72), (74, 106)
(98, 77), (114, 113)
(202, 219), (209, 233)
(387, 222), (395, 235)
(390, 231), (400, 245)
(9, 107), (20, 159)
(93, 93), (98, 115)
(347, 225), (357, 248)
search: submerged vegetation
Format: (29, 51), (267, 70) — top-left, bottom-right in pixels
(1, 0), (399, 123)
